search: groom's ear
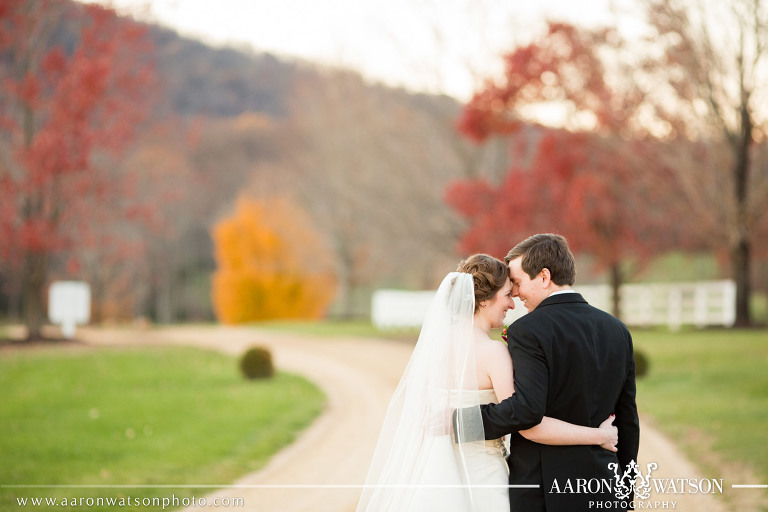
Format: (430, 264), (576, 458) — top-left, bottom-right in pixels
(540, 268), (552, 287)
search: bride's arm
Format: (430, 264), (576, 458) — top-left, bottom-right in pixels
(485, 341), (618, 451)
(520, 416), (617, 451)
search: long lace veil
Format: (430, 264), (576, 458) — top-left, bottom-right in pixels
(357, 272), (486, 511)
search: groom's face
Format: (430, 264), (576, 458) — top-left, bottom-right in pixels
(508, 257), (546, 311)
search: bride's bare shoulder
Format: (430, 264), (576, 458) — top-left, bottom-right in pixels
(475, 336), (511, 361)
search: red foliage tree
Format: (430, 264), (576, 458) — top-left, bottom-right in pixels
(448, 23), (680, 316)
(0, 0), (156, 339)
(456, 13), (768, 326)
(457, 23), (634, 143)
(447, 129), (674, 316)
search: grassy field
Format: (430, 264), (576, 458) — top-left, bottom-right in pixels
(0, 345), (325, 511)
(632, 328), (768, 486)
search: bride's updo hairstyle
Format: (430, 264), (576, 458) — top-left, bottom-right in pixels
(457, 254), (509, 313)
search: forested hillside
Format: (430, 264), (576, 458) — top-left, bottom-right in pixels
(140, 25), (495, 321)
(1, 3), (502, 324)
(148, 25), (306, 118)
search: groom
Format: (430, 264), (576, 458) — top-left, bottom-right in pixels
(482, 234), (639, 511)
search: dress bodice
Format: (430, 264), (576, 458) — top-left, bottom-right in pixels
(476, 389), (505, 451)
(439, 388), (499, 408)
(477, 388), (499, 404)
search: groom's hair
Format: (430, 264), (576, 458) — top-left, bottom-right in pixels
(505, 233), (576, 286)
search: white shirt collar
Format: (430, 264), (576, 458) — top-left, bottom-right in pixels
(549, 290), (577, 297)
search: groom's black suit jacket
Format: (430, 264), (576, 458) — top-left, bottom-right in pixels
(481, 292), (639, 512)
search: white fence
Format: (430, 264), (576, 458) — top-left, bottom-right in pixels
(620, 280), (735, 329)
(371, 290), (440, 329)
(371, 280), (736, 330)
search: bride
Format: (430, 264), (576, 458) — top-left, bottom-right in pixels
(356, 254), (617, 512)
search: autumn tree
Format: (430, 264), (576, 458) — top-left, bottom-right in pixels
(456, 6), (768, 325)
(450, 23), (680, 316)
(126, 112), (288, 325)
(447, 126), (676, 316)
(79, 117), (203, 324)
(211, 196), (336, 323)
(0, 0), (156, 339)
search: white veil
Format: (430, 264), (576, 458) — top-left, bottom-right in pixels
(357, 272), (486, 512)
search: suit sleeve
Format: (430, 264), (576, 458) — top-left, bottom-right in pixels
(615, 331), (640, 473)
(479, 322), (548, 439)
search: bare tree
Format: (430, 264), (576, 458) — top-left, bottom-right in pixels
(285, 68), (475, 316)
(632, 0), (768, 326)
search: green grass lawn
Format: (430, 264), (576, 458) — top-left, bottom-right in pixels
(633, 328), (768, 486)
(0, 345), (325, 511)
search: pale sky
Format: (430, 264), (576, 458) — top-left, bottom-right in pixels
(102, 0), (644, 101)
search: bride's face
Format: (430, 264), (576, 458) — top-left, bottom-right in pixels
(484, 279), (514, 329)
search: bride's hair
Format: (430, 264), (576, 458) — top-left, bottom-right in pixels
(457, 254), (508, 312)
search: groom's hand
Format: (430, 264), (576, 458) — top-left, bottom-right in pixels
(599, 415), (618, 452)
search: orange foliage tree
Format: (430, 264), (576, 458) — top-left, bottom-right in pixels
(211, 196), (336, 323)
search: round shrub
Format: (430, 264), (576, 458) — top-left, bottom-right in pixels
(634, 349), (649, 378)
(240, 346), (274, 380)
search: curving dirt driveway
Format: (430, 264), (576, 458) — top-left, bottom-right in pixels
(78, 325), (754, 512)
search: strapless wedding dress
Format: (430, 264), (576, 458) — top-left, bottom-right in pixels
(406, 389), (510, 512)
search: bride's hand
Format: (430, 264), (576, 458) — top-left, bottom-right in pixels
(598, 414), (618, 452)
